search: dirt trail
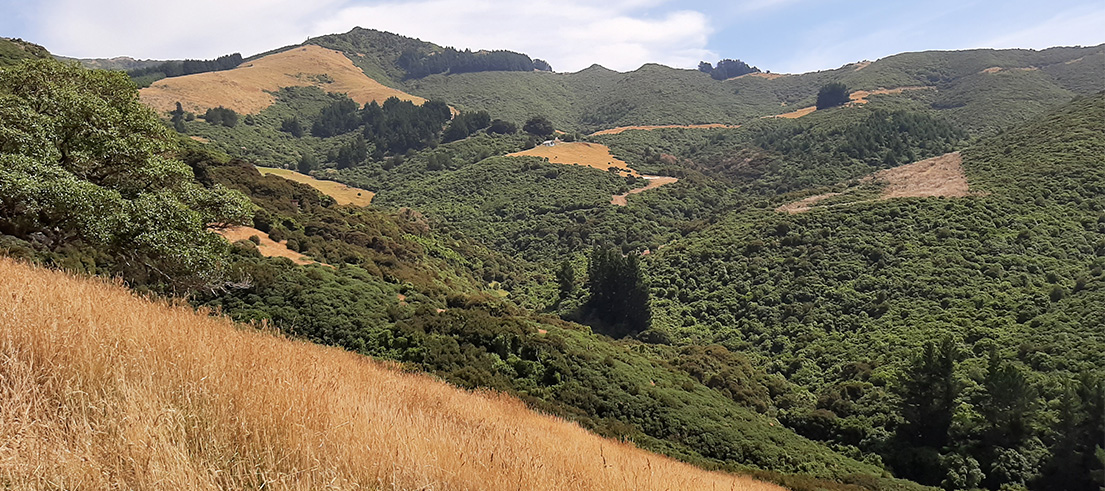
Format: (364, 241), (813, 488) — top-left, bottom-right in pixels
(141, 45), (426, 115)
(591, 124), (740, 136)
(216, 225), (322, 266)
(611, 176), (679, 206)
(776, 152), (969, 213)
(767, 86), (934, 120)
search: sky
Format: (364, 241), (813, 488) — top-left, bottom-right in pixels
(2, 0), (1103, 73)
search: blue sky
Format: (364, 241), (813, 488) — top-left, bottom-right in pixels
(2, 0), (1102, 73)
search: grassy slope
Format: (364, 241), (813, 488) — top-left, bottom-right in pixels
(0, 38), (50, 66)
(0, 257), (785, 491)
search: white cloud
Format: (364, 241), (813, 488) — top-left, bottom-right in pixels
(28, 0), (714, 72)
(312, 0), (714, 71)
(979, 6), (1105, 49)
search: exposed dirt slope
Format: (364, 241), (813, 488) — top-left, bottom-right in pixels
(776, 151), (969, 213)
(508, 141), (638, 176)
(767, 86), (934, 119)
(140, 45), (426, 115)
(257, 167), (375, 206)
(0, 258), (782, 491)
(611, 176), (679, 206)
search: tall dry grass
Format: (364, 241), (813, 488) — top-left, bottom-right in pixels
(0, 258), (782, 490)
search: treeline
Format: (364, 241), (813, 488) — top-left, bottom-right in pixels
(698, 59), (760, 80)
(127, 53), (243, 80)
(397, 47), (552, 79)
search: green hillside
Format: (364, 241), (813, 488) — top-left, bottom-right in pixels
(645, 93), (1105, 489)
(0, 37), (49, 66)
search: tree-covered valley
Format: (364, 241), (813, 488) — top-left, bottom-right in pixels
(1, 30), (1102, 491)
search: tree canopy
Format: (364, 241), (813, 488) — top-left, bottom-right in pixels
(0, 59), (253, 292)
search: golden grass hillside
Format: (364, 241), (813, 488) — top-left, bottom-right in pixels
(257, 167), (375, 207)
(507, 142), (638, 176)
(0, 258), (782, 491)
(140, 45), (427, 115)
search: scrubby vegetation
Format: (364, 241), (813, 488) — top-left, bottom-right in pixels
(127, 52), (242, 87)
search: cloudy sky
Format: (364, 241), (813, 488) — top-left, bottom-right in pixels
(2, 0), (1103, 73)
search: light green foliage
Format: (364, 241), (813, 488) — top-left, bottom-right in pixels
(0, 59), (253, 291)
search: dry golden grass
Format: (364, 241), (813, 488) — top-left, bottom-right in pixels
(852, 61), (872, 71)
(610, 176), (679, 206)
(507, 142), (638, 176)
(140, 45), (426, 115)
(590, 124), (740, 136)
(214, 225), (319, 265)
(875, 151), (969, 199)
(766, 86), (934, 119)
(257, 167), (375, 207)
(0, 258), (783, 491)
(775, 192), (842, 214)
(733, 72), (786, 80)
(769, 105), (817, 119)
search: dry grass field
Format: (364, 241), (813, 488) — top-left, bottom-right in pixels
(591, 124), (740, 136)
(140, 45), (426, 115)
(508, 142), (639, 176)
(768, 86), (933, 119)
(0, 258), (783, 491)
(215, 225), (319, 265)
(257, 167), (375, 206)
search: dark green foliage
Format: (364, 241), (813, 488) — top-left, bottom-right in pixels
(280, 117), (305, 137)
(334, 135), (368, 169)
(310, 95), (361, 137)
(442, 110), (491, 143)
(488, 119), (517, 135)
(817, 82), (851, 109)
(297, 154), (318, 174)
(556, 259), (575, 299)
(523, 116), (555, 137)
(0, 59), (253, 293)
(699, 59), (761, 80)
(204, 106), (239, 127)
(363, 97), (453, 155)
(126, 53), (242, 87)
(583, 246), (651, 337)
(398, 46), (544, 79)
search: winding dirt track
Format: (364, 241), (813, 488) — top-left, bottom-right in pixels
(611, 176), (679, 206)
(591, 124), (740, 136)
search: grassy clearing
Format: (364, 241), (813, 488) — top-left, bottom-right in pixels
(0, 258), (782, 491)
(140, 45), (426, 115)
(508, 142), (639, 176)
(214, 225), (319, 265)
(257, 167), (375, 206)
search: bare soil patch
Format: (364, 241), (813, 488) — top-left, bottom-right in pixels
(591, 124), (740, 136)
(875, 151), (969, 199)
(216, 225), (320, 265)
(507, 142), (638, 176)
(141, 45), (426, 115)
(770, 106), (817, 119)
(257, 167), (375, 206)
(776, 152), (969, 213)
(776, 193), (842, 214)
(853, 61), (872, 71)
(849, 86), (933, 104)
(611, 176), (679, 206)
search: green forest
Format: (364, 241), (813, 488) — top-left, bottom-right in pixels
(2, 29), (1103, 491)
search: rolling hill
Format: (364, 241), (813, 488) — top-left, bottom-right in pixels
(0, 257), (782, 491)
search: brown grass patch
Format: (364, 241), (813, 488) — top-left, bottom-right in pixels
(611, 176), (679, 206)
(140, 45), (426, 115)
(591, 124), (740, 136)
(188, 135), (210, 143)
(257, 167), (374, 207)
(215, 225), (319, 265)
(874, 151), (969, 199)
(734, 72), (786, 80)
(981, 66), (1004, 74)
(848, 86), (933, 104)
(853, 61), (872, 71)
(0, 258), (782, 491)
(770, 105), (817, 119)
(508, 142), (638, 176)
